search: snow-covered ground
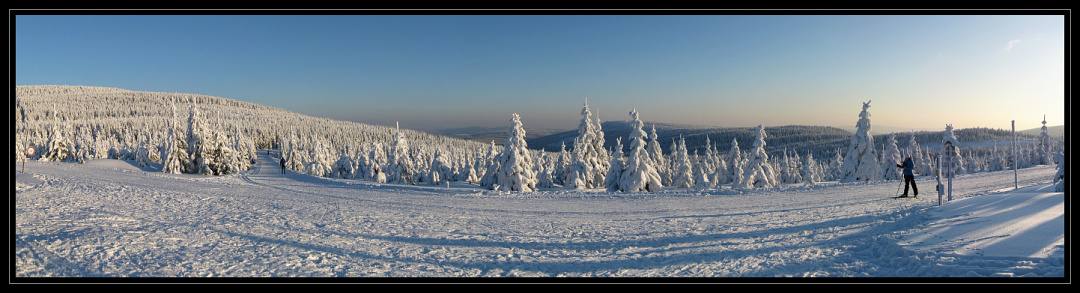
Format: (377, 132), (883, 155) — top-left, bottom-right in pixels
(13, 150), (1065, 280)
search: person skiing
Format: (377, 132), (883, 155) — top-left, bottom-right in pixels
(896, 157), (918, 197)
(280, 156), (286, 174)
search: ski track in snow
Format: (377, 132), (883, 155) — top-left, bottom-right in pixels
(14, 151), (1065, 279)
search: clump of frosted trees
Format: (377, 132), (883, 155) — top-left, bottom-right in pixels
(16, 85), (1062, 193)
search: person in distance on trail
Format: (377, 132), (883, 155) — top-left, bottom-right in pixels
(896, 157), (918, 197)
(280, 156), (286, 174)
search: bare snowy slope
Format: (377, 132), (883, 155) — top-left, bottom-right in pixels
(14, 150), (1065, 279)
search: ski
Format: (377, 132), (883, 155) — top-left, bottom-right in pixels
(893, 196), (917, 199)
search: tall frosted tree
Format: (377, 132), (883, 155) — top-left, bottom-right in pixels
(1036, 115), (1054, 165)
(592, 109), (610, 186)
(565, 100), (605, 189)
(801, 150), (819, 185)
(41, 121), (74, 162)
(617, 109), (663, 192)
(839, 101), (881, 182)
(670, 136), (694, 188)
(488, 113), (536, 192)
(723, 138), (743, 185)
(737, 124), (777, 189)
(1053, 152), (1064, 192)
(905, 133), (923, 175)
(880, 133), (903, 181)
(647, 124), (667, 183)
(940, 124), (965, 177)
(604, 138), (625, 192)
(386, 122), (415, 185)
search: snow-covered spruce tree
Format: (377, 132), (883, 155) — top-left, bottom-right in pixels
(1054, 151), (1064, 192)
(801, 150), (819, 185)
(284, 130), (306, 172)
(920, 147), (936, 176)
(618, 109), (664, 192)
(135, 141), (153, 168)
(16, 131), (27, 168)
(711, 152), (729, 186)
(333, 150), (356, 179)
(428, 148), (452, 186)
(367, 141), (387, 183)
(535, 152), (555, 189)
(592, 109), (609, 186)
(604, 137), (625, 192)
(738, 124), (777, 189)
(565, 100), (604, 189)
(161, 104), (190, 174)
(723, 138), (743, 185)
(701, 136), (716, 180)
(670, 136), (695, 188)
(940, 124), (965, 177)
(1037, 115), (1054, 165)
(839, 100), (881, 182)
(41, 121), (74, 162)
(489, 113), (537, 192)
(881, 133), (903, 181)
(779, 149), (796, 184)
(185, 101), (226, 175)
(906, 133), (923, 175)
(553, 142), (569, 186)
(647, 125), (667, 184)
(386, 122), (415, 185)
(692, 158), (711, 190)
(306, 139), (334, 177)
(73, 124), (93, 164)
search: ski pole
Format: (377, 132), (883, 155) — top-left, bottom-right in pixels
(895, 177), (904, 197)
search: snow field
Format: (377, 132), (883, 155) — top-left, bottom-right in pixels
(14, 151), (1065, 279)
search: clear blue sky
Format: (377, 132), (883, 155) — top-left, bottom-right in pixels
(15, 13), (1066, 132)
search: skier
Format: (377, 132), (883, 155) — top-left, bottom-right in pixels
(896, 157), (918, 197)
(280, 156), (286, 174)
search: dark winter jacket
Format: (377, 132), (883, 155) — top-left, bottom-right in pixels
(897, 159), (914, 176)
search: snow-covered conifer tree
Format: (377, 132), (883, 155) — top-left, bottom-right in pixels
(553, 142), (569, 186)
(161, 111), (189, 173)
(839, 101), (882, 182)
(41, 120), (74, 162)
(135, 141), (152, 168)
(367, 141), (387, 183)
(738, 124), (777, 189)
(801, 150), (819, 185)
(428, 148), (452, 186)
(386, 122), (415, 185)
(490, 113), (536, 192)
(333, 150), (356, 179)
(618, 109), (664, 192)
(724, 138), (744, 186)
(1054, 152), (1064, 192)
(905, 133), (923, 175)
(604, 138), (625, 192)
(565, 100), (604, 189)
(535, 152), (555, 189)
(592, 109), (609, 186)
(284, 130), (305, 172)
(881, 134), (903, 181)
(647, 125), (666, 179)
(1037, 115), (1054, 165)
(940, 124), (965, 177)
(670, 136), (695, 188)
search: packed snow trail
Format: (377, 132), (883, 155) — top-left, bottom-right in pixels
(14, 151), (1064, 278)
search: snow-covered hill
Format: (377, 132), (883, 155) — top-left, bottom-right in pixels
(14, 150), (1065, 279)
